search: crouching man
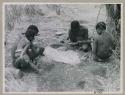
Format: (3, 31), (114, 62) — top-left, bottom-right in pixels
(93, 22), (116, 62)
(68, 20), (91, 52)
(11, 25), (44, 78)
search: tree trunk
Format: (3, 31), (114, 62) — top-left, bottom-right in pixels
(105, 4), (121, 59)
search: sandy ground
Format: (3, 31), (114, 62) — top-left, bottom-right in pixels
(4, 4), (120, 92)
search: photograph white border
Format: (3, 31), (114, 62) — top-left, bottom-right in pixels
(2, 2), (123, 94)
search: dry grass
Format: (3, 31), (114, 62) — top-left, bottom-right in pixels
(4, 4), (120, 92)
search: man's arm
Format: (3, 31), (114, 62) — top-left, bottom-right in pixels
(93, 38), (98, 59)
(20, 43), (30, 58)
(80, 26), (89, 40)
(68, 40), (92, 46)
(84, 28), (89, 40)
(108, 32), (116, 50)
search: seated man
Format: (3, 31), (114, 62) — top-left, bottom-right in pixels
(93, 22), (115, 62)
(68, 20), (91, 52)
(11, 25), (44, 77)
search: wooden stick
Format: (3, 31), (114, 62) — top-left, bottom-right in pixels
(28, 61), (41, 74)
(68, 40), (92, 45)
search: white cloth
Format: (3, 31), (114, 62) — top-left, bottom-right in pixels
(44, 46), (81, 65)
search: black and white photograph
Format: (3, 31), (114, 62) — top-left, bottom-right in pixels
(3, 3), (122, 93)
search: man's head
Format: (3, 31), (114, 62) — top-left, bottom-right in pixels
(25, 25), (39, 42)
(96, 22), (106, 35)
(71, 20), (80, 30)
